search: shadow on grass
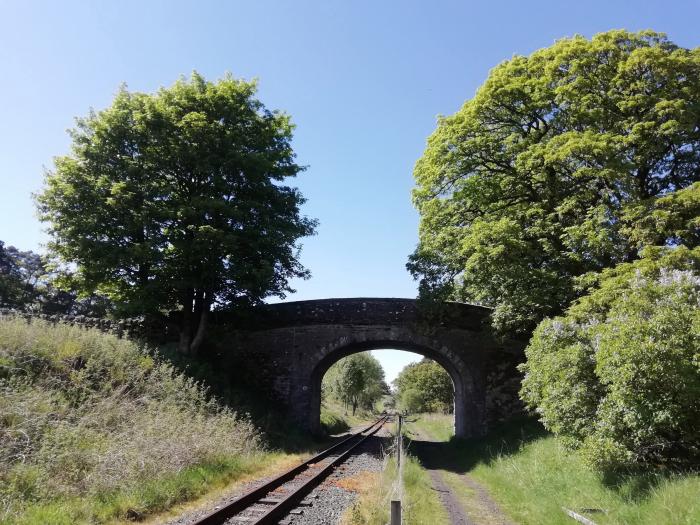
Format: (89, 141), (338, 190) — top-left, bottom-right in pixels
(598, 465), (697, 502)
(406, 416), (691, 502)
(320, 411), (351, 435)
(405, 416), (547, 473)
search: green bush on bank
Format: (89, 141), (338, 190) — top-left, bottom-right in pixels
(0, 317), (262, 524)
(520, 247), (700, 470)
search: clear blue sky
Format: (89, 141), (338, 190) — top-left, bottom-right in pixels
(2, 1), (699, 380)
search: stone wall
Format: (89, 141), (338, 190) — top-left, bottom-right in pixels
(212, 298), (527, 437)
(239, 297), (491, 330)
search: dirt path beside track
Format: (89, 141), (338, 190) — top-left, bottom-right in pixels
(406, 417), (515, 525)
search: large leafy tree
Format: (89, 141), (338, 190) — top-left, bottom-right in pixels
(0, 241), (22, 306)
(0, 241), (110, 315)
(0, 241), (25, 307)
(0, 241), (43, 309)
(37, 73), (316, 353)
(409, 31), (700, 333)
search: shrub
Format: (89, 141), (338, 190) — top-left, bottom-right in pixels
(0, 317), (261, 522)
(394, 360), (453, 414)
(520, 246), (700, 470)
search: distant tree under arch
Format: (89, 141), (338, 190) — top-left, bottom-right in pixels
(323, 353), (388, 415)
(394, 359), (453, 413)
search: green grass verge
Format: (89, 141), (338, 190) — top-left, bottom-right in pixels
(5, 453), (284, 525)
(401, 455), (450, 525)
(321, 408), (351, 434)
(438, 418), (700, 525)
(341, 455), (449, 525)
(320, 400), (374, 435)
(438, 470), (509, 525)
(403, 412), (454, 442)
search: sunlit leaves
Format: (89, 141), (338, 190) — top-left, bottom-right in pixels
(36, 72), (317, 334)
(409, 30), (700, 333)
(520, 247), (700, 470)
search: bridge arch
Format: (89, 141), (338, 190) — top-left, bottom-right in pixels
(310, 335), (476, 437)
(224, 298), (526, 438)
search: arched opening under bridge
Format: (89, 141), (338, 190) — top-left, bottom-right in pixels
(313, 342), (465, 436)
(319, 347), (457, 439)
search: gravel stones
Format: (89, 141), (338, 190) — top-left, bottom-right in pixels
(286, 438), (388, 525)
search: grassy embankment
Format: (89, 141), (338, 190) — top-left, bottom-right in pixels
(0, 317), (305, 525)
(402, 412), (454, 442)
(340, 419), (449, 525)
(320, 399), (377, 435)
(402, 413), (700, 525)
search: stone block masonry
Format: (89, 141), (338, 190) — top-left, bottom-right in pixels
(212, 298), (527, 437)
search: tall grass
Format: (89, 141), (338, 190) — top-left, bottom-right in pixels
(0, 317), (263, 524)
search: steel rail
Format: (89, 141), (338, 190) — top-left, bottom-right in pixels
(250, 416), (388, 524)
(193, 416), (389, 525)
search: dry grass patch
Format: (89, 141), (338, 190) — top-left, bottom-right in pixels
(340, 462), (390, 525)
(331, 471), (379, 493)
(340, 454), (450, 525)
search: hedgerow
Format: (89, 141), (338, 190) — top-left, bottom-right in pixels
(520, 246), (700, 471)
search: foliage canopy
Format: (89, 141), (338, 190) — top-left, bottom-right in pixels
(408, 30), (700, 333)
(37, 73), (316, 352)
(0, 241), (41, 309)
(0, 241), (110, 315)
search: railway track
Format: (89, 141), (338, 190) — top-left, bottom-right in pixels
(192, 416), (390, 525)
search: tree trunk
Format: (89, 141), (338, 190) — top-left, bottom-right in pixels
(191, 288), (204, 334)
(177, 288), (194, 354)
(189, 291), (211, 355)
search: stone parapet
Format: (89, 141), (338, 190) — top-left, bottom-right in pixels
(218, 297), (492, 331)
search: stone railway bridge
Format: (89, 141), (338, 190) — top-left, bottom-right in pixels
(1, 298), (526, 438)
(214, 297), (526, 438)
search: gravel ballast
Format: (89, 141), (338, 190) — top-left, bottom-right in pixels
(285, 436), (389, 525)
(165, 423), (392, 525)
